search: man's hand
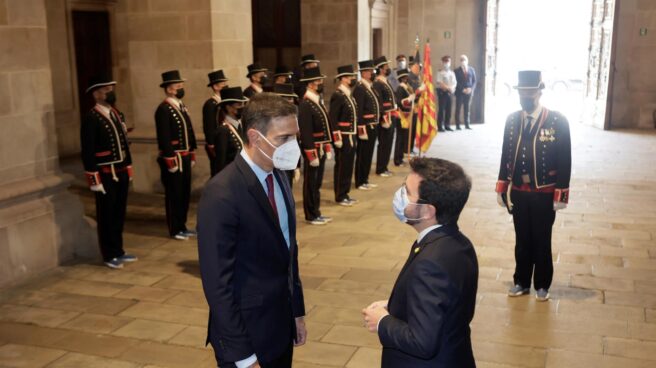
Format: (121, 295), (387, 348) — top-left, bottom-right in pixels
(366, 300), (388, 310)
(362, 303), (389, 333)
(294, 317), (307, 346)
(293, 168), (301, 183)
(553, 201), (567, 211)
(90, 184), (106, 195)
(496, 193), (505, 208)
(248, 362), (261, 368)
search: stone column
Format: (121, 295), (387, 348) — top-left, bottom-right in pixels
(0, 0), (96, 288)
(301, 0), (358, 93)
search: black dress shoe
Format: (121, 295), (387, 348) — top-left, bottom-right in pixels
(466, 126), (472, 130)
(438, 128), (445, 132)
(445, 127), (453, 131)
(456, 126), (462, 130)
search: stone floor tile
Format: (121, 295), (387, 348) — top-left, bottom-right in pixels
(44, 279), (130, 298)
(305, 321), (334, 341)
(345, 347), (381, 368)
(0, 304), (80, 328)
(48, 330), (137, 358)
(59, 313), (133, 334)
(0, 343), (66, 368)
(321, 325), (381, 348)
(118, 341), (214, 368)
(111, 319), (186, 342)
(113, 286), (180, 303)
(167, 326), (207, 348)
(472, 340), (546, 367)
(0, 322), (68, 347)
(293, 341), (357, 367)
(45, 352), (141, 368)
(604, 336), (656, 361)
(118, 301), (207, 326)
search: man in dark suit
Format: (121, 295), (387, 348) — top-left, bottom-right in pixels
(363, 157), (478, 367)
(198, 93), (306, 368)
(454, 55), (476, 130)
(496, 70), (571, 302)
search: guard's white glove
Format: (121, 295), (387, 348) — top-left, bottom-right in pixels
(293, 168), (301, 183)
(334, 140), (343, 149)
(90, 184), (106, 195)
(309, 158), (320, 167)
(325, 150), (333, 160)
(496, 193), (505, 208)
(553, 202), (567, 211)
(168, 166), (179, 173)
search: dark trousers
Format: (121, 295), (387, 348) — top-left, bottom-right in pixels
(303, 154), (326, 220)
(393, 117), (409, 165)
(455, 93), (472, 128)
(409, 113), (417, 153)
(158, 154), (192, 236)
(437, 90), (452, 130)
(260, 343), (293, 368)
(511, 190), (556, 290)
(334, 135), (356, 202)
(376, 118), (395, 174)
(95, 171), (129, 262)
(355, 124), (378, 187)
(206, 145), (218, 177)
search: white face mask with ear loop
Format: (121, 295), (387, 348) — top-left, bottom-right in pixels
(392, 186), (427, 223)
(256, 131), (301, 171)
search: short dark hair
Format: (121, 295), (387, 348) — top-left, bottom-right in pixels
(442, 55), (451, 62)
(410, 157), (471, 225)
(241, 93), (297, 144)
(396, 54), (406, 61)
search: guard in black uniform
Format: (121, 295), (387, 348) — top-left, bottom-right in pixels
(496, 71), (571, 302)
(155, 70), (198, 241)
(394, 69), (416, 166)
(273, 83), (302, 187)
(298, 66), (332, 225)
(353, 60), (380, 191)
(202, 69), (228, 177)
(273, 65), (293, 85)
(81, 75), (137, 269)
(214, 87), (247, 174)
(293, 54), (320, 100)
(244, 63), (268, 98)
(329, 65), (359, 207)
(372, 56), (398, 177)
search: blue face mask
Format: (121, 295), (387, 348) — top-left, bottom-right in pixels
(392, 186), (426, 224)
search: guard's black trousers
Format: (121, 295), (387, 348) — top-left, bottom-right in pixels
(303, 154), (326, 221)
(376, 118), (395, 174)
(437, 90), (453, 130)
(409, 113), (417, 153)
(455, 93), (473, 128)
(355, 124), (378, 187)
(206, 144), (218, 177)
(334, 135), (356, 202)
(158, 154), (192, 236)
(95, 170), (129, 262)
(511, 190), (556, 290)
(393, 118), (409, 166)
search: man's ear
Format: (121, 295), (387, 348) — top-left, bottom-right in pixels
(427, 204), (437, 220)
(246, 128), (260, 145)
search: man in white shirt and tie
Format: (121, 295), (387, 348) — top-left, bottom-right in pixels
(435, 55), (457, 132)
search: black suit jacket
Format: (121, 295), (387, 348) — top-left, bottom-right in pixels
(454, 66), (477, 96)
(378, 224), (478, 368)
(197, 154), (305, 367)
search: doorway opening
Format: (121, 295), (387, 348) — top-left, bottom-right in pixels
(372, 28), (383, 59)
(251, 0), (301, 69)
(484, 0), (617, 129)
(72, 10), (112, 122)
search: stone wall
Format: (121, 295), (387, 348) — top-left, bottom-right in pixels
(301, 0), (358, 94)
(610, 0), (656, 129)
(0, 0), (96, 288)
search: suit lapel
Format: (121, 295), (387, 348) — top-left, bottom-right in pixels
(235, 156), (290, 259)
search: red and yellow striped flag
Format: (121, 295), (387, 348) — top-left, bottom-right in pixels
(415, 42), (438, 153)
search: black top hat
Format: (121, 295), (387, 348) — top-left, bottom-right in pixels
(85, 74), (116, 94)
(396, 68), (410, 80)
(160, 70), (186, 88)
(408, 56), (416, 65)
(246, 63), (268, 78)
(300, 54), (320, 65)
(207, 70), (228, 87)
(514, 70), (545, 90)
(273, 65), (293, 77)
(273, 83), (298, 98)
(335, 65), (357, 79)
(358, 60), (375, 71)
(300, 66), (326, 82)
(219, 87), (248, 104)
(374, 56), (390, 69)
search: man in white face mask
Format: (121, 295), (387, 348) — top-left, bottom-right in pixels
(198, 93), (306, 368)
(362, 157), (478, 368)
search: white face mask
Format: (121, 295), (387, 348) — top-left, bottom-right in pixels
(398, 60), (407, 70)
(444, 62), (451, 69)
(461, 60), (468, 67)
(256, 131), (301, 171)
(392, 186), (426, 224)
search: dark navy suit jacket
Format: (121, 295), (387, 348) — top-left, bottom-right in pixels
(378, 224), (478, 368)
(455, 66), (477, 96)
(197, 154), (305, 367)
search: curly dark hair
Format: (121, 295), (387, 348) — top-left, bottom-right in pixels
(409, 157), (472, 225)
(241, 93), (297, 144)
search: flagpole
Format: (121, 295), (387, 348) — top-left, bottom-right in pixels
(406, 34), (420, 163)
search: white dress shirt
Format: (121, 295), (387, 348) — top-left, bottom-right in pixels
(436, 68), (457, 93)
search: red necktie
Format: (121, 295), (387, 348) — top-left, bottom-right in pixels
(266, 174), (279, 221)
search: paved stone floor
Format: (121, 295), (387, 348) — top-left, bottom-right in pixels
(1, 121), (655, 367)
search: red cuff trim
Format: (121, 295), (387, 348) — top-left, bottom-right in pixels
(163, 156), (178, 170)
(323, 143), (332, 153)
(191, 152), (196, 161)
(304, 149), (318, 162)
(127, 165), (134, 178)
(85, 171), (101, 186)
(357, 125), (368, 137)
(332, 131), (342, 143)
(554, 188), (569, 204)
(495, 180), (509, 193)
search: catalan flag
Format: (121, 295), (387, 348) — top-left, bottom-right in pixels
(415, 41), (438, 153)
